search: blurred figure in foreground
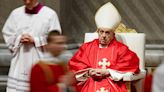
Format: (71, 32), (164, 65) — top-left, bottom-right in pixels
(30, 31), (75, 92)
(152, 62), (164, 92)
(143, 71), (153, 92)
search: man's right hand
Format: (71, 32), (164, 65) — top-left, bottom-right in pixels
(89, 68), (110, 80)
(20, 34), (34, 44)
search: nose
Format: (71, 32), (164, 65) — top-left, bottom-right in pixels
(102, 32), (106, 38)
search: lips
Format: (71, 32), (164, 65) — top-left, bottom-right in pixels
(100, 41), (107, 44)
(101, 39), (106, 42)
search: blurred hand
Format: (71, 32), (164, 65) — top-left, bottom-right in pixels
(59, 72), (76, 86)
(20, 34), (34, 44)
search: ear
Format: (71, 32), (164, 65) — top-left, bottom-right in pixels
(96, 28), (99, 33)
(44, 44), (49, 50)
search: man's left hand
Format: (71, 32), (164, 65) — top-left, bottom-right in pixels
(89, 69), (110, 80)
(94, 69), (110, 77)
(21, 34), (34, 44)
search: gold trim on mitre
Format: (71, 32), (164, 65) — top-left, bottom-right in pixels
(95, 2), (121, 30)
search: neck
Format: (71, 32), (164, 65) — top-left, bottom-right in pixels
(25, 2), (43, 14)
(99, 44), (108, 48)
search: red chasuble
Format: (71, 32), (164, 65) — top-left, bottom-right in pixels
(69, 38), (139, 92)
(30, 61), (65, 92)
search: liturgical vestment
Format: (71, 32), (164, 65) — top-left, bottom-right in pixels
(69, 38), (139, 92)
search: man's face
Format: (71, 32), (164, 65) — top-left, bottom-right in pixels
(23, 0), (38, 9)
(47, 36), (66, 57)
(97, 28), (114, 46)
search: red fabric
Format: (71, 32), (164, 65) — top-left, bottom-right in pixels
(69, 38), (140, 92)
(25, 3), (44, 14)
(143, 74), (153, 92)
(30, 63), (64, 92)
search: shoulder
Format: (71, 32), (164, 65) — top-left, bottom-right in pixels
(31, 62), (44, 75)
(58, 51), (73, 61)
(80, 39), (97, 49)
(5, 6), (24, 20)
(113, 39), (128, 50)
(10, 6), (25, 16)
(41, 6), (58, 16)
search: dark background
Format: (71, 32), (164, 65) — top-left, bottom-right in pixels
(1, 0), (164, 44)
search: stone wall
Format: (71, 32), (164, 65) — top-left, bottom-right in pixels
(0, 0), (60, 42)
(1, 0), (164, 44)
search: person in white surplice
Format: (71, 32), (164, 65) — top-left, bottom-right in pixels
(2, 0), (61, 92)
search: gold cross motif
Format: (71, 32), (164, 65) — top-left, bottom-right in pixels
(98, 58), (110, 69)
(96, 87), (108, 92)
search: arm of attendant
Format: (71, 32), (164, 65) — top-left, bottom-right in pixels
(2, 11), (22, 53)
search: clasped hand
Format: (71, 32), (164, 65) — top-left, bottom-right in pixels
(20, 34), (34, 44)
(88, 68), (110, 80)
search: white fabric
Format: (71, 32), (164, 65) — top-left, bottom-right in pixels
(152, 63), (164, 92)
(115, 33), (145, 70)
(2, 5), (61, 92)
(84, 32), (98, 43)
(107, 69), (133, 81)
(75, 71), (89, 82)
(75, 68), (91, 85)
(95, 2), (121, 30)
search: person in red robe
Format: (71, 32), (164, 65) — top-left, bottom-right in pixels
(143, 73), (153, 92)
(69, 2), (140, 92)
(30, 31), (76, 92)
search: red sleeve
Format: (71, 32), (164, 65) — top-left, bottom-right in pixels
(114, 44), (140, 73)
(68, 43), (90, 72)
(30, 64), (64, 92)
(52, 65), (65, 83)
(30, 64), (49, 92)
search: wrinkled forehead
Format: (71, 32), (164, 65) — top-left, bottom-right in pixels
(97, 27), (114, 32)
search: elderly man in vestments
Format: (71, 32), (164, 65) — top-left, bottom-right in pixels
(2, 0), (61, 91)
(68, 2), (139, 92)
(30, 31), (75, 92)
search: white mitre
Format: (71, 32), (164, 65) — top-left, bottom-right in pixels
(95, 2), (121, 30)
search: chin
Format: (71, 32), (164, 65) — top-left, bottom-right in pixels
(25, 4), (33, 9)
(52, 54), (59, 57)
(100, 43), (107, 46)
